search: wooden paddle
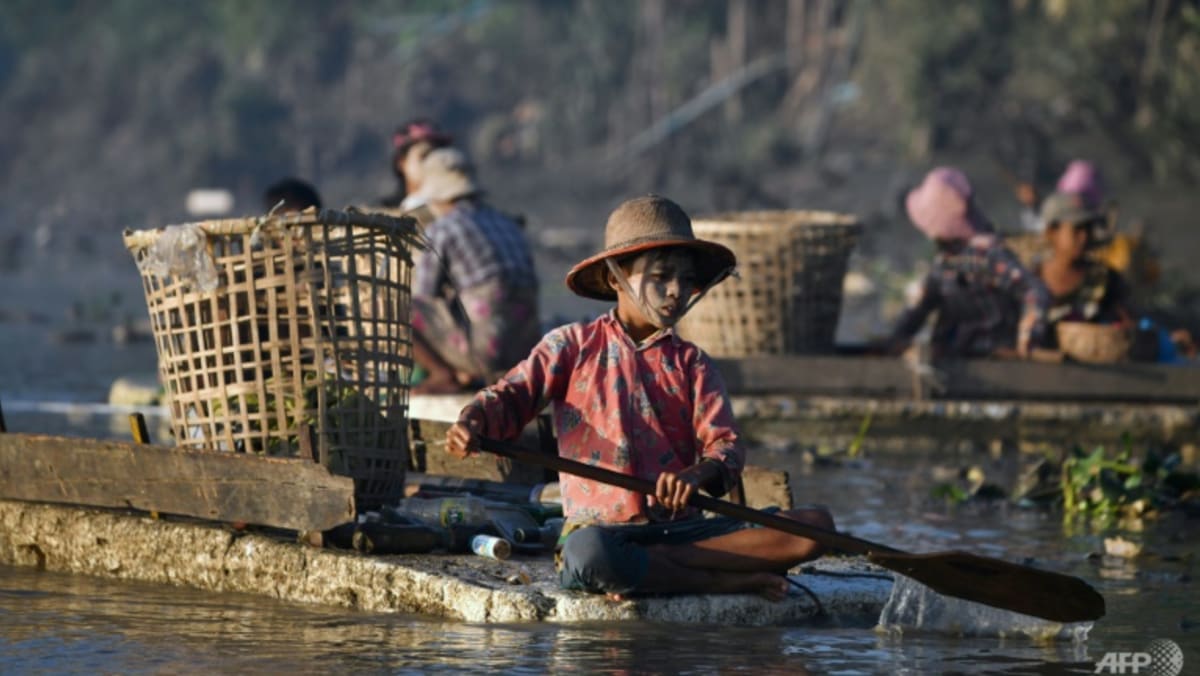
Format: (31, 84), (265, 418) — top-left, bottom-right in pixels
(477, 436), (1106, 623)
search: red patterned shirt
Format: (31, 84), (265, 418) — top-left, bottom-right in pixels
(460, 312), (744, 524)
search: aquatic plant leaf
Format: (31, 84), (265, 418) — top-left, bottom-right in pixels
(931, 482), (969, 503)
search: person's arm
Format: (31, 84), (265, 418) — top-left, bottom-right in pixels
(888, 272), (940, 352)
(657, 353), (745, 510)
(990, 247), (1049, 354)
(446, 326), (575, 458)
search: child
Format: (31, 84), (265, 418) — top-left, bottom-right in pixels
(888, 167), (1049, 358)
(446, 195), (833, 601)
(1035, 191), (1131, 336)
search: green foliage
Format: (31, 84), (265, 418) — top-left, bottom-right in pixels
(859, 0), (1200, 178)
(1059, 437), (1196, 529)
(2, 0), (1199, 244)
(930, 482), (970, 505)
(212, 375), (386, 456)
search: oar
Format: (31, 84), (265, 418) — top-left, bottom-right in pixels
(476, 436), (1105, 623)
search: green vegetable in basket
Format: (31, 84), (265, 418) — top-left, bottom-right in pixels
(210, 374), (396, 457)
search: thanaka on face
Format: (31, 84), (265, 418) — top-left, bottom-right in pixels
(1046, 220), (1093, 263)
(608, 249), (698, 339)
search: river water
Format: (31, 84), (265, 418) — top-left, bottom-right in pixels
(1, 281), (1198, 674)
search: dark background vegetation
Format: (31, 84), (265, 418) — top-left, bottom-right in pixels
(1, 0), (1198, 328)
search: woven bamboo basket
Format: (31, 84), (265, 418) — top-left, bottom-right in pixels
(123, 209), (423, 508)
(677, 211), (861, 356)
(1056, 321), (1132, 364)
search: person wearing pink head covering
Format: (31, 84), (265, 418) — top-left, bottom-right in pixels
(1056, 160), (1106, 211)
(887, 167), (1049, 358)
(380, 118), (454, 208)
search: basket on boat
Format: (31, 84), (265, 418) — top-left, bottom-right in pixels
(1055, 321), (1132, 364)
(123, 209), (423, 508)
(677, 211), (861, 356)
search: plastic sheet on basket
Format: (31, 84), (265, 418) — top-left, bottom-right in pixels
(137, 223), (219, 292)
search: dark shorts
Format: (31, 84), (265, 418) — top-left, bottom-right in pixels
(558, 511), (778, 595)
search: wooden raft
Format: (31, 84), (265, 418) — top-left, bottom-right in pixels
(0, 434), (355, 532)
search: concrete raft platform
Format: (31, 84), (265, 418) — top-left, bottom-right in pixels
(0, 499), (892, 625)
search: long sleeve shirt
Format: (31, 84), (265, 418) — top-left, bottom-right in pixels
(892, 234), (1049, 357)
(412, 200), (538, 302)
(460, 312), (744, 525)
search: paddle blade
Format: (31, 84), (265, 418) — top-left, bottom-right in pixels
(867, 550), (1105, 623)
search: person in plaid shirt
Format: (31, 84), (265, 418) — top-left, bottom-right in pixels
(889, 167), (1049, 358)
(447, 195), (834, 601)
(409, 147), (540, 393)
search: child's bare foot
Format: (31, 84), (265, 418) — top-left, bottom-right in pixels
(747, 572), (789, 602)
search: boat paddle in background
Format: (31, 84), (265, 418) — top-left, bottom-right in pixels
(476, 436), (1105, 624)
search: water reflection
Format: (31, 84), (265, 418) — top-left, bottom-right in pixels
(5, 562), (1197, 675)
(1, 416), (1198, 672)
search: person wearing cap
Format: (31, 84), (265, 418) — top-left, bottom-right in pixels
(888, 167), (1049, 358)
(380, 118), (453, 209)
(1033, 191), (1131, 342)
(409, 147), (540, 393)
(445, 195), (834, 601)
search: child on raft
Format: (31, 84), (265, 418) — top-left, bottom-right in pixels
(446, 195), (833, 601)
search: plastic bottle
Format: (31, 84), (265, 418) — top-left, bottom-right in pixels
(529, 482), (561, 505)
(352, 523), (441, 555)
(513, 517), (564, 548)
(388, 496), (492, 528)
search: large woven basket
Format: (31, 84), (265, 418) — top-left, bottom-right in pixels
(677, 211), (861, 356)
(1056, 321), (1132, 364)
(123, 209), (423, 509)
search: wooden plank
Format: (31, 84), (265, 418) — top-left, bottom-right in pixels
(715, 356), (1200, 403)
(0, 434), (355, 532)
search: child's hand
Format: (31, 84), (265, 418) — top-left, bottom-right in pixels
(446, 413), (482, 459)
(655, 467), (704, 512)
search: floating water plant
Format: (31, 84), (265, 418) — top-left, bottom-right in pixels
(1060, 437), (1199, 529)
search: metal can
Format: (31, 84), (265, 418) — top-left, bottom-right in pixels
(470, 534), (512, 560)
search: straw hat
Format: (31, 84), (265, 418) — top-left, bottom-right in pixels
(409, 148), (481, 205)
(565, 195), (736, 301)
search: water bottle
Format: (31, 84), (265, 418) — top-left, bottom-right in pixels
(513, 517), (564, 548)
(529, 482), (561, 505)
(351, 523), (441, 555)
(388, 496), (492, 528)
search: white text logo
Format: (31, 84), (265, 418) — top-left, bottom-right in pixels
(1095, 639), (1183, 676)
